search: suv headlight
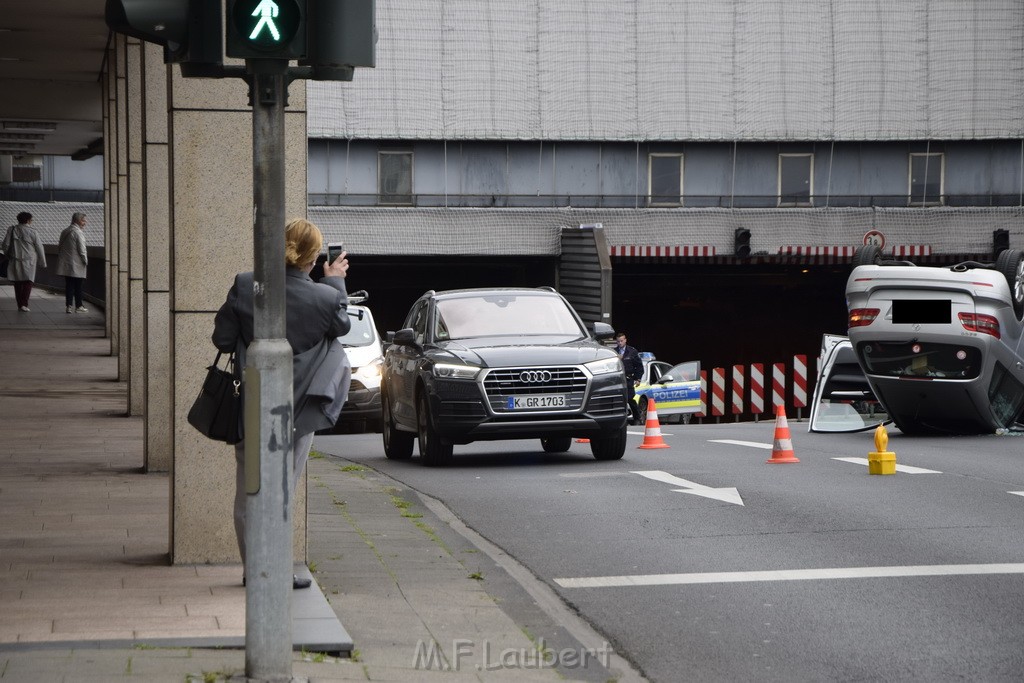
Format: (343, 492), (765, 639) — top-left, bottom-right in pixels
(432, 362), (480, 380)
(585, 357), (622, 375)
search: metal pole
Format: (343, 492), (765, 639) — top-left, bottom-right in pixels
(244, 59), (294, 682)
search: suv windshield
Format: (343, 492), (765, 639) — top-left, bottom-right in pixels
(338, 309), (377, 347)
(434, 294), (583, 340)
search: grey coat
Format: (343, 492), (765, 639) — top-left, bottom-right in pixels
(55, 224), (88, 278)
(212, 267), (353, 436)
(1, 223), (47, 282)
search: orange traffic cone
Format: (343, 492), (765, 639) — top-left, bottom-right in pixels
(767, 405), (799, 463)
(638, 398), (670, 449)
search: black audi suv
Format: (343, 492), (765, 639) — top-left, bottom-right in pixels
(381, 287), (630, 465)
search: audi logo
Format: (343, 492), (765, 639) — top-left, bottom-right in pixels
(519, 370), (552, 383)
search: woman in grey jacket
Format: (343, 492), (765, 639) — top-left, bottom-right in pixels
(56, 212), (89, 313)
(212, 218), (352, 589)
(2, 211), (47, 312)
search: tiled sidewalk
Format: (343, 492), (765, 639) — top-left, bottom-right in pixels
(0, 285), (636, 682)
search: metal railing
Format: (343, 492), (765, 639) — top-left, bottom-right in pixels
(307, 193), (1024, 209)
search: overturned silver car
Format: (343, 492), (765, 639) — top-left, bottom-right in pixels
(812, 246), (1024, 435)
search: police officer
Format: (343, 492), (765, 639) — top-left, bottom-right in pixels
(615, 332), (644, 424)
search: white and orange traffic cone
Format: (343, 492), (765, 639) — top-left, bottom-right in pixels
(638, 398), (670, 449)
(767, 405), (799, 463)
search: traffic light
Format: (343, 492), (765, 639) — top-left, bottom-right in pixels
(994, 228), (1010, 256)
(226, 0), (307, 60)
(734, 227), (752, 259)
(302, 0), (376, 81)
(105, 0), (222, 70)
(105, 0), (189, 51)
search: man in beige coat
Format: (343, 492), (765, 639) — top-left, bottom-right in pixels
(56, 212), (89, 313)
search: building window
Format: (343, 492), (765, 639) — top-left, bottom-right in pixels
(778, 154), (813, 206)
(909, 153), (944, 206)
(378, 151), (413, 205)
(648, 153), (683, 206)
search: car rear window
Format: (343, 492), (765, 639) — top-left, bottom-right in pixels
(435, 294), (583, 339)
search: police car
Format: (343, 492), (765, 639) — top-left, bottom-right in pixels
(633, 352), (702, 424)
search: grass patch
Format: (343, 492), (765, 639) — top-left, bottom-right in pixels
(340, 464), (365, 472)
(468, 571), (484, 581)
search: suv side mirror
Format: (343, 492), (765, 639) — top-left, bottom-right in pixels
(590, 322), (615, 340)
(392, 328), (417, 347)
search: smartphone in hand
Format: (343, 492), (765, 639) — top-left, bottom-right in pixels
(327, 242), (345, 264)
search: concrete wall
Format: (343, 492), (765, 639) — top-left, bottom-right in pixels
(309, 139), (1024, 208)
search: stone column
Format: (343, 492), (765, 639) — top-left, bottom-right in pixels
(126, 39), (145, 417)
(115, 38), (129, 383)
(142, 44), (172, 473)
(167, 69), (308, 564)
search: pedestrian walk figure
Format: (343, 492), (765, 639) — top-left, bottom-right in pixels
(249, 0), (281, 41)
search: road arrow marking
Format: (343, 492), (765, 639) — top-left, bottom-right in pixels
(632, 470), (744, 506)
(710, 439), (773, 450)
(832, 457), (942, 474)
(1009, 491), (1024, 498)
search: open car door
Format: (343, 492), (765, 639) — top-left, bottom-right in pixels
(809, 334), (890, 433)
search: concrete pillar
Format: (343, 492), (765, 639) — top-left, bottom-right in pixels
(142, 44), (172, 472)
(116, 37), (130, 385)
(167, 69), (308, 564)
(126, 39), (145, 417)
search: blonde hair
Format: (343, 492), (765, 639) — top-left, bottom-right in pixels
(284, 218), (323, 268)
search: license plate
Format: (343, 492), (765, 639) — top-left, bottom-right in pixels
(507, 394), (565, 409)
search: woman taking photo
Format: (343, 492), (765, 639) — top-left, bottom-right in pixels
(212, 217), (352, 589)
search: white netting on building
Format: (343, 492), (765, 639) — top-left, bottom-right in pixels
(310, 0), (1024, 142)
(0, 202), (105, 247)
(310, 205), (1024, 256)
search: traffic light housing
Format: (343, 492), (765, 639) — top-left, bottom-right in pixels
(734, 227), (752, 259)
(302, 0), (376, 81)
(106, 0), (189, 50)
(226, 0), (307, 60)
(105, 0), (222, 69)
(994, 228), (1010, 257)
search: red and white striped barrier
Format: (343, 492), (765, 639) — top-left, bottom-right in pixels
(890, 245), (932, 258)
(777, 246), (857, 257)
(750, 363), (765, 415)
(731, 365), (744, 415)
(610, 245), (716, 258)
(771, 362), (785, 409)
(696, 370), (708, 418)
(711, 367), (725, 417)
(793, 354), (808, 409)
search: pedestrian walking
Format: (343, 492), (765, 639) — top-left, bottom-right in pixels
(56, 212), (89, 313)
(1, 212), (47, 312)
(615, 331), (644, 423)
(212, 218), (352, 589)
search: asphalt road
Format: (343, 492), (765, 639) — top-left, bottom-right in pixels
(316, 420), (1024, 682)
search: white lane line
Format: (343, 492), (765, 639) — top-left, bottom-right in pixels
(554, 563), (1024, 589)
(1009, 491), (1024, 498)
(710, 439), (773, 450)
(832, 457), (942, 474)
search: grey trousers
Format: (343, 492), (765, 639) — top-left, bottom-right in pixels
(233, 431), (315, 564)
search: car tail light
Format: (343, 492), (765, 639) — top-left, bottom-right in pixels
(958, 312), (1000, 339)
(849, 308), (880, 328)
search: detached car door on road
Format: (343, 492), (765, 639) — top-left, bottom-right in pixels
(381, 287), (630, 465)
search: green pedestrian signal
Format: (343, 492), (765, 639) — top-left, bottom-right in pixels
(227, 0), (306, 59)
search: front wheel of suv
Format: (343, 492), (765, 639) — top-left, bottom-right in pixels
(417, 392), (453, 466)
(590, 424), (627, 461)
(382, 393), (414, 460)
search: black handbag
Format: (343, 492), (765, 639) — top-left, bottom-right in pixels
(0, 253), (8, 279)
(187, 352), (243, 445)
